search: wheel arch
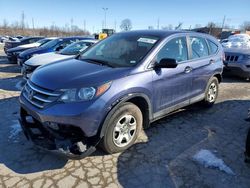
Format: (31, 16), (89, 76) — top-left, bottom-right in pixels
(99, 93), (153, 139)
(213, 73), (222, 83)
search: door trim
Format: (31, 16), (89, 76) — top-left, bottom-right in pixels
(152, 93), (205, 122)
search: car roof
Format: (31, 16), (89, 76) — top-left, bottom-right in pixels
(117, 30), (217, 42)
(46, 37), (58, 40)
(58, 36), (93, 40)
(20, 36), (44, 41)
(77, 39), (98, 43)
(118, 30), (192, 38)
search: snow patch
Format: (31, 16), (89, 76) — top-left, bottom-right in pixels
(193, 149), (235, 175)
(9, 121), (22, 143)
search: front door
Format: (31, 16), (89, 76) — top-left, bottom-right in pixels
(152, 36), (192, 116)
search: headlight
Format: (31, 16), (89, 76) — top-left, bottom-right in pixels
(59, 82), (111, 102)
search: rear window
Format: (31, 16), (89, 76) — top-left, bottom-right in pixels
(207, 40), (218, 55)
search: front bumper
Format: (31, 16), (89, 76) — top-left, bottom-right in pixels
(7, 53), (17, 62)
(19, 92), (107, 137)
(223, 61), (250, 78)
(19, 107), (99, 159)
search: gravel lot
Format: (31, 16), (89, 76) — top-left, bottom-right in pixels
(0, 44), (250, 188)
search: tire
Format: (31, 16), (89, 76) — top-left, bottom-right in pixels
(245, 128), (250, 163)
(202, 77), (219, 107)
(100, 102), (143, 154)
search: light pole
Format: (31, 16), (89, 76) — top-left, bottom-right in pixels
(102, 8), (108, 29)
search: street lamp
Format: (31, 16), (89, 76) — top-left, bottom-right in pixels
(102, 7), (108, 29)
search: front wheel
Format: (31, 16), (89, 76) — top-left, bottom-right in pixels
(202, 77), (219, 107)
(100, 102), (142, 154)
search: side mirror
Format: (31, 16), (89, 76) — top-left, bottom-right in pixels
(155, 58), (178, 69)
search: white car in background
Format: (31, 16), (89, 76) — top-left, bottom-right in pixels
(22, 39), (98, 79)
(222, 34), (250, 49)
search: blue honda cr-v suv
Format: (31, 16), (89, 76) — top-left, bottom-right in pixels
(19, 30), (224, 158)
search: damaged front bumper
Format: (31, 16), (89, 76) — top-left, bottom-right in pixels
(19, 108), (100, 159)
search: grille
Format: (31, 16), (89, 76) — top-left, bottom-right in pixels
(225, 54), (239, 62)
(22, 81), (62, 108)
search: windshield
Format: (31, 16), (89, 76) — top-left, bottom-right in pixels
(59, 41), (90, 55)
(40, 39), (59, 48)
(36, 38), (50, 45)
(81, 34), (159, 67)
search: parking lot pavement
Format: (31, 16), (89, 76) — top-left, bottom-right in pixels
(0, 51), (250, 188)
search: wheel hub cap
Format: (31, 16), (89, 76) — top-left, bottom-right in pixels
(113, 114), (137, 147)
(207, 82), (217, 102)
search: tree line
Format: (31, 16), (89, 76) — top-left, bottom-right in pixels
(0, 19), (90, 37)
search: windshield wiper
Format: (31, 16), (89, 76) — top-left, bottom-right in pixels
(81, 58), (114, 68)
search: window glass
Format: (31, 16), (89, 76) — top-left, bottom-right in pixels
(28, 38), (38, 43)
(40, 39), (59, 48)
(156, 37), (188, 63)
(190, 36), (209, 59)
(59, 41), (90, 55)
(54, 41), (71, 50)
(207, 40), (218, 55)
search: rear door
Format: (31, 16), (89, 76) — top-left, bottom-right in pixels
(187, 35), (215, 99)
(152, 36), (193, 116)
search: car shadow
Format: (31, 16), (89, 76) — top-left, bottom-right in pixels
(0, 58), (21, 73)
(0, 76), (26, 92)
(116, 100), (250, 187)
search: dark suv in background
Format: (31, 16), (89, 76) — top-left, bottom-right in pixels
(4, 36), (44, 54)
(19, 30), (223, 158)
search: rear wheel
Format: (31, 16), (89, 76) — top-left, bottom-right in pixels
(202, 77), (219, 107)
(100, 102), (142, 154)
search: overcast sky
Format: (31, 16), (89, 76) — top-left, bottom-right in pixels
(0, 0), (249, 32)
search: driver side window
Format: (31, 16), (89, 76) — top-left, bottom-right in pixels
(156, 37), (188, 63)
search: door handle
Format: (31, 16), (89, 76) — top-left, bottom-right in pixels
(184, 66), (192, 73)
(209, 59), (215, 64)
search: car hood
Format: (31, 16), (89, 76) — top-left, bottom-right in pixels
(25, 52), (74, 66)
(19, 42), (40, 48)
(224, 47), (250, 55)
(31, 59), (132, 90)
(5, 41), (20, 45)
(8, 43), (40, 53)
(19, 47), (51, 58)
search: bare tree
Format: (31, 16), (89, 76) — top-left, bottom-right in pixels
(162, 24), (173, 30)
(148, 26), (154, 30)
(240, 21), (250, 31)
(194, 24), (202, 28)
(175, 22), (183, 30)
(120, 19), (132, 31)
(0, 19), (90, 37)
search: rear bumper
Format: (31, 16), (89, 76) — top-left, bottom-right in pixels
(19, 108), (98, 159)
